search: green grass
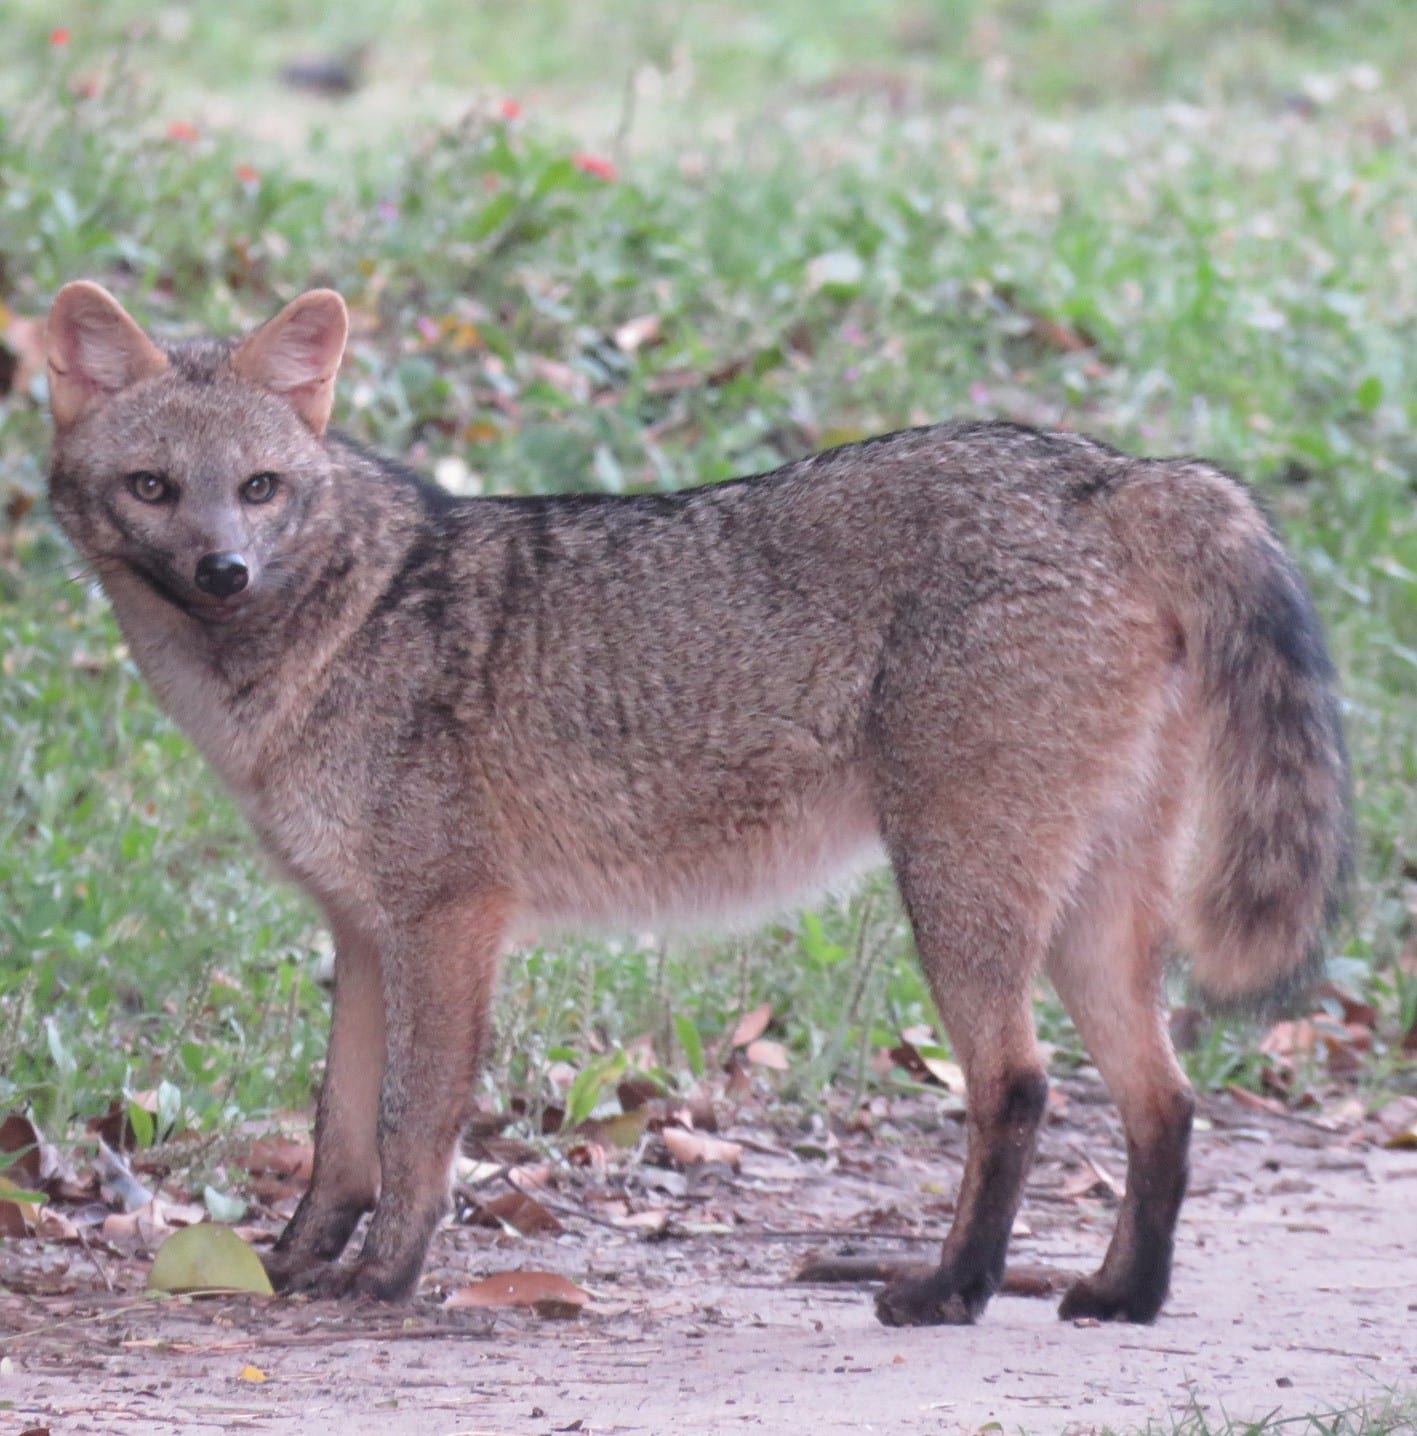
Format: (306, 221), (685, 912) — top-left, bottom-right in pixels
(3, 3), (1417, 1149)
(1122, 1393), (1417, 1436)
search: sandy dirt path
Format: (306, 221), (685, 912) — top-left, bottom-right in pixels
(4, 1087), (1414, 1435)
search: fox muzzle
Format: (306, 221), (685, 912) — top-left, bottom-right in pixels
(194, 550), (250, 598)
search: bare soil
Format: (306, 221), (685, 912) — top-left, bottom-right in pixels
(3, 1081), (1415, 1436)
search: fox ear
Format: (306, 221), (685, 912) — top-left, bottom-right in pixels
(47, 281), (168, 428)
(232, 289), (349, 438)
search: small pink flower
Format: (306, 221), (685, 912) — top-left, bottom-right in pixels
(50, 26), (71, 46)
(500, 98), (522, 121)
(571, 152), (617, 182)
(235, 162), (260, 186)
(167, 120), (200, 143)
(416, 315), (441, 344)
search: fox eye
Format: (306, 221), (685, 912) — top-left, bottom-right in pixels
(241, 472), (279, 504)
(126, 471), (173, 504)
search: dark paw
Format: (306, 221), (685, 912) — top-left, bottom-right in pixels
(1058, 1275), (1161, 1324)
(297, 1258), (418, 1303)
(875, 1275), (979, 1327)
(277, 1257), (359, 1299)
(262, 1247), (326, 1293)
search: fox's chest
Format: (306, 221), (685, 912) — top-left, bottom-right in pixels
(235, 776), (365, 908)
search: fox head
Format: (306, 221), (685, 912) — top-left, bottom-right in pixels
(46, 282), (349, 620)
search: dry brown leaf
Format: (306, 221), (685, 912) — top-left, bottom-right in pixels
(1028, 315), (1096, 354)
(1375, 1095), (1417, 1149)
(0, 1112), (82, 1200)
(1224, 1084), (1289, 1115)
(681, 1088), (720, 1132)
(613, 314), (662, 353)
(729, 1002), (774, 1050)
(0, 1113), (50, 1190)
(614, 1209), (670, 1235)
(662, 1127), (743, 1171)
(1059, 1153), (1122, 1202)
(889, 1027), (966, 1091)
(102, 1198), (172, 1245)
(462, 1132), (543, 1165)
(615, 1074), (664, 1112)
(745, 1039), (790, 1071)
(0, 1174), (39, 1237)
(468, 1190), (563, 1237)
(88, 1099), (140, 1153)
(1259, 1019), (1318, 1060)
(1316, 980), (1378, 1030)
(244, 1133), (314, 1202)
(244, 1134), (314, 1181)
(35, 1207), (79, 1242)
(445, 1269), (590, 1316)
(723, 1062), (754, 1102)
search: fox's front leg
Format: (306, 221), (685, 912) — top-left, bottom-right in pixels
(296, 890), (511, 1302)
(264, 911), (385, 1291)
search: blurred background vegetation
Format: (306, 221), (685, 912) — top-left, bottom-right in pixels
(2, 0), (1415, 1161)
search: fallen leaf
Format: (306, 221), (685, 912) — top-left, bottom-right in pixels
(1028, 315), (1096, 354)
(613, 314), (662, 353)
(729, 1002), (774, 1050)
(1375, 1095), (1417, 1149)
(35, 1207), (79, 1242)
(104, 1198), (171, 1246)
(148, 1224), (274, 1295)
(1259, 1018), (1318, 1060)
(445, 1270), (590, 1316)
(243, 1134), (314, 1182)
(0, 1112), (49, 1188)
(614, 1208), (670, 1235)
(745, 1039), (790, 1071)
(1224, 1084), (1288, 1116)
(238, 1364), (268, 1384)
(0, 1175), (40, 1237)
(467, 1190), (563, 1237)
(1316, 980), (1378, 1030)
(1059, 1153), (1121, 1202)
(615, 1074), (664, 1111)
(889, 1028), (966, 1091)
(662, 1127), (743, 1171)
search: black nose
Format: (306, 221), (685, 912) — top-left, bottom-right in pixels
(194, 551), (249, 598)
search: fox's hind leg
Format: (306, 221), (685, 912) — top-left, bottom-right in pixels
(1046, 786), (1194, 1323)
(873, 821), (1062, 1327)
(866, 595), (1177, 1326)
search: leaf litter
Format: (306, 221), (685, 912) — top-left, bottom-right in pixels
(0, 1068), (1414, 1433)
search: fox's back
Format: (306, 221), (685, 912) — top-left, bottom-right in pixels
(318, 423), (1152, 927)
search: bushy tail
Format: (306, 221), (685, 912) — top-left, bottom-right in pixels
(1109, 460), (1352, 1010)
